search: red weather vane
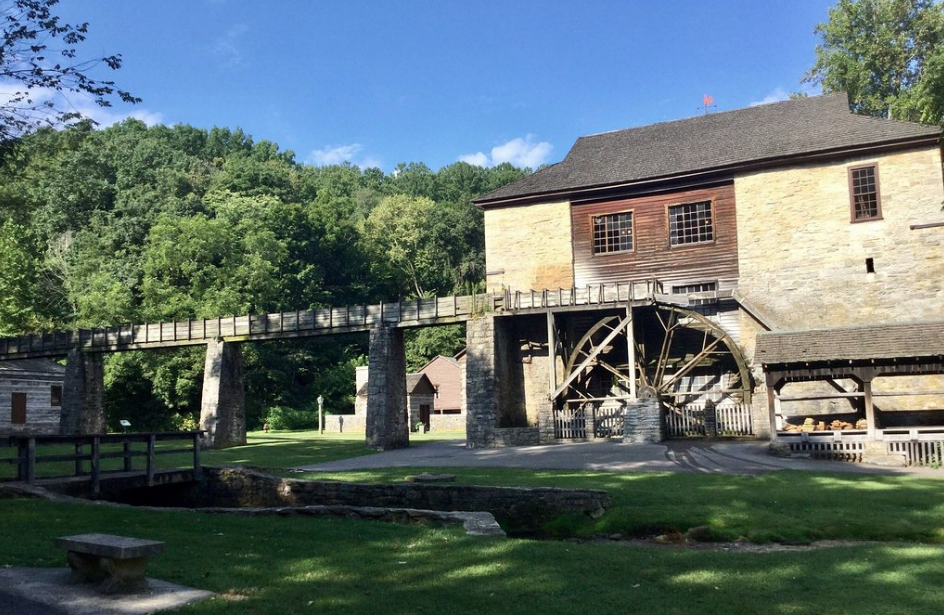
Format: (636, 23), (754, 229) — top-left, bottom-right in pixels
(701, 94), (717, 114)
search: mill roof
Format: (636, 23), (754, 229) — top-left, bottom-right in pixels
(475, 93), (941, 206)
(754, 321), (944, 366)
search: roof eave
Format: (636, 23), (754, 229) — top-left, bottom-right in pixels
(474, 134), (941, 209)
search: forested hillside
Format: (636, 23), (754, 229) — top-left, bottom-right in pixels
(0, 119), (527, 430)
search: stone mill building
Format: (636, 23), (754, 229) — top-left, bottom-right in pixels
(464, 92), (944, 461)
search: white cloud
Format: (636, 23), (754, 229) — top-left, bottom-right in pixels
(458, 152), (489, 166)
(750, 83), (819, 107)
(213, 24), (249, 70)
(0, 82), (163, 131)
(306, 143), (382, 168)
(459, 134), (553, 168)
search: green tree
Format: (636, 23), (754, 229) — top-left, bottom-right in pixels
(0, 0), (139, 141)
(0, 221), (43, 333)
(804, 0), (944, 124)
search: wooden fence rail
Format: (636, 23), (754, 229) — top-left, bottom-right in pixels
(0, 431), (204, 493)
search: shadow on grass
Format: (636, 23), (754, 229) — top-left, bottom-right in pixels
(1, 497), (941, 615)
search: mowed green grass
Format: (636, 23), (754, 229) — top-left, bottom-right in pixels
(2, 497), (944, 615)
(3, 431), (944, 614)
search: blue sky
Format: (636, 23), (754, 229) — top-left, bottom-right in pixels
(52, 0), (835, 171)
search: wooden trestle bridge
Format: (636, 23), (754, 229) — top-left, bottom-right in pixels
(0, 280), (709, 359)
(0, 280), (754, 449)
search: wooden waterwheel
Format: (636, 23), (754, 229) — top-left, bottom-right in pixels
(555, 304), (752, 408)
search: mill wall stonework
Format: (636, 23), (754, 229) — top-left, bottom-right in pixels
(484, 200), (574, 293)
(735, 146), (944, 357)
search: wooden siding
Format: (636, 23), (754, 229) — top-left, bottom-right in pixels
(571, 183), (739, 290)
(0, 374), (63, 435)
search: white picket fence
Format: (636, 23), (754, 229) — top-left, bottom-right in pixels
(663, 403), (755, 438)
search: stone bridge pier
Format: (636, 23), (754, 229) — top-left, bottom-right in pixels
(200, 339), (246, 449)
(365, 325), (409, 450)
(61, 349), (105, 435)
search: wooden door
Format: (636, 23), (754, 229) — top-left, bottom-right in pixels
(11, 392), (26, 424)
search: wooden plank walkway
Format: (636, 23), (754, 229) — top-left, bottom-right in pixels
(0, 281), (670, 360)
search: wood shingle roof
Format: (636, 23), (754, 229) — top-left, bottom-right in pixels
(475, 93), (941, 206)
(754, 321), (944, 366)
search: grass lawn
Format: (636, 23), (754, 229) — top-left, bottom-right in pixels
(2, 497), (943, 615)
(3, 430), (944, 614)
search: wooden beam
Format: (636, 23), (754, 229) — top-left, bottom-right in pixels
(546, 311), (558, 395)
(626, 306), (637, 399)
(551, 314), (633, 401)
(863, 379), (877, 441)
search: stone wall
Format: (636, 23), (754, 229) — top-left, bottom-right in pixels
(484, 200), (574, 293)
(623, 392), (663, 443)
(322, 413), (367, 434)
(365, 325), (408, 449)
(61, 350), (105, 436)
(491, 427), (541, 447)
(323, 412), (464, 435)
(465, 316), (500, 448)
(191, 467), (610, 532)
(200, 340), (246, 448)
(735, 146), (944, 354)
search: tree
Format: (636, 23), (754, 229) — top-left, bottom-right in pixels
(804, 0), (944, 125)
(0, 0), (139, 141)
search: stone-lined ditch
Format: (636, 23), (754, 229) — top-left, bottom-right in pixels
(76, 467), (612, 537)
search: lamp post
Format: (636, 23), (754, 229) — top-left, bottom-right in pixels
(317, 395), (324, 434)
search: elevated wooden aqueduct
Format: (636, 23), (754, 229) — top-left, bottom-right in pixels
(0, 280), (755, 450)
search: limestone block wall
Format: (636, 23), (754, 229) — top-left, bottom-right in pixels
(200, 340), (246, 449)
(735, 146), (944, 358)
(62, 350), (105, 436)
(365, 326), (408, 450)
(484, 200), (574, 293)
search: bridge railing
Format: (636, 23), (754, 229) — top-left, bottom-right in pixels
(0, 431), (205, 493)
(0, 281), (669, 360)
(503, 280), (663, 311)
(0, 294), (493, 358)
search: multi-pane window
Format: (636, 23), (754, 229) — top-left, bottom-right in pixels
(669, 201), (714, 245)
(592, 211), (634, 254)
(849, 165), (881, 221)
(672, 282), (717, 306)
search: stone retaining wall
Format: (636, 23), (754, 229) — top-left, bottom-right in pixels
(191, 467), (610, 531)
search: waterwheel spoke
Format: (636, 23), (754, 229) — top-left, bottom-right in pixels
(660, 337), (724, 391)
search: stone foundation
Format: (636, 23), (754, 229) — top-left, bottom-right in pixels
(623, 393), (663, 444)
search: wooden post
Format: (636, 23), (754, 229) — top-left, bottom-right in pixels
(26, 438), (36, 484)
(74, 442), (83, 476)
(123, 438), (132, 472)
(192, 432), (202, 480)
(863, 379), (877, 441)
(146, 435), (156, 487)
(626, 306), (637, 399)
(546, 311), (558, 396)
(91, 436), (101, 494)
(765, 374), (781, 439)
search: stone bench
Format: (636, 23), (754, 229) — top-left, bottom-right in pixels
(54, 533), (165, 594)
